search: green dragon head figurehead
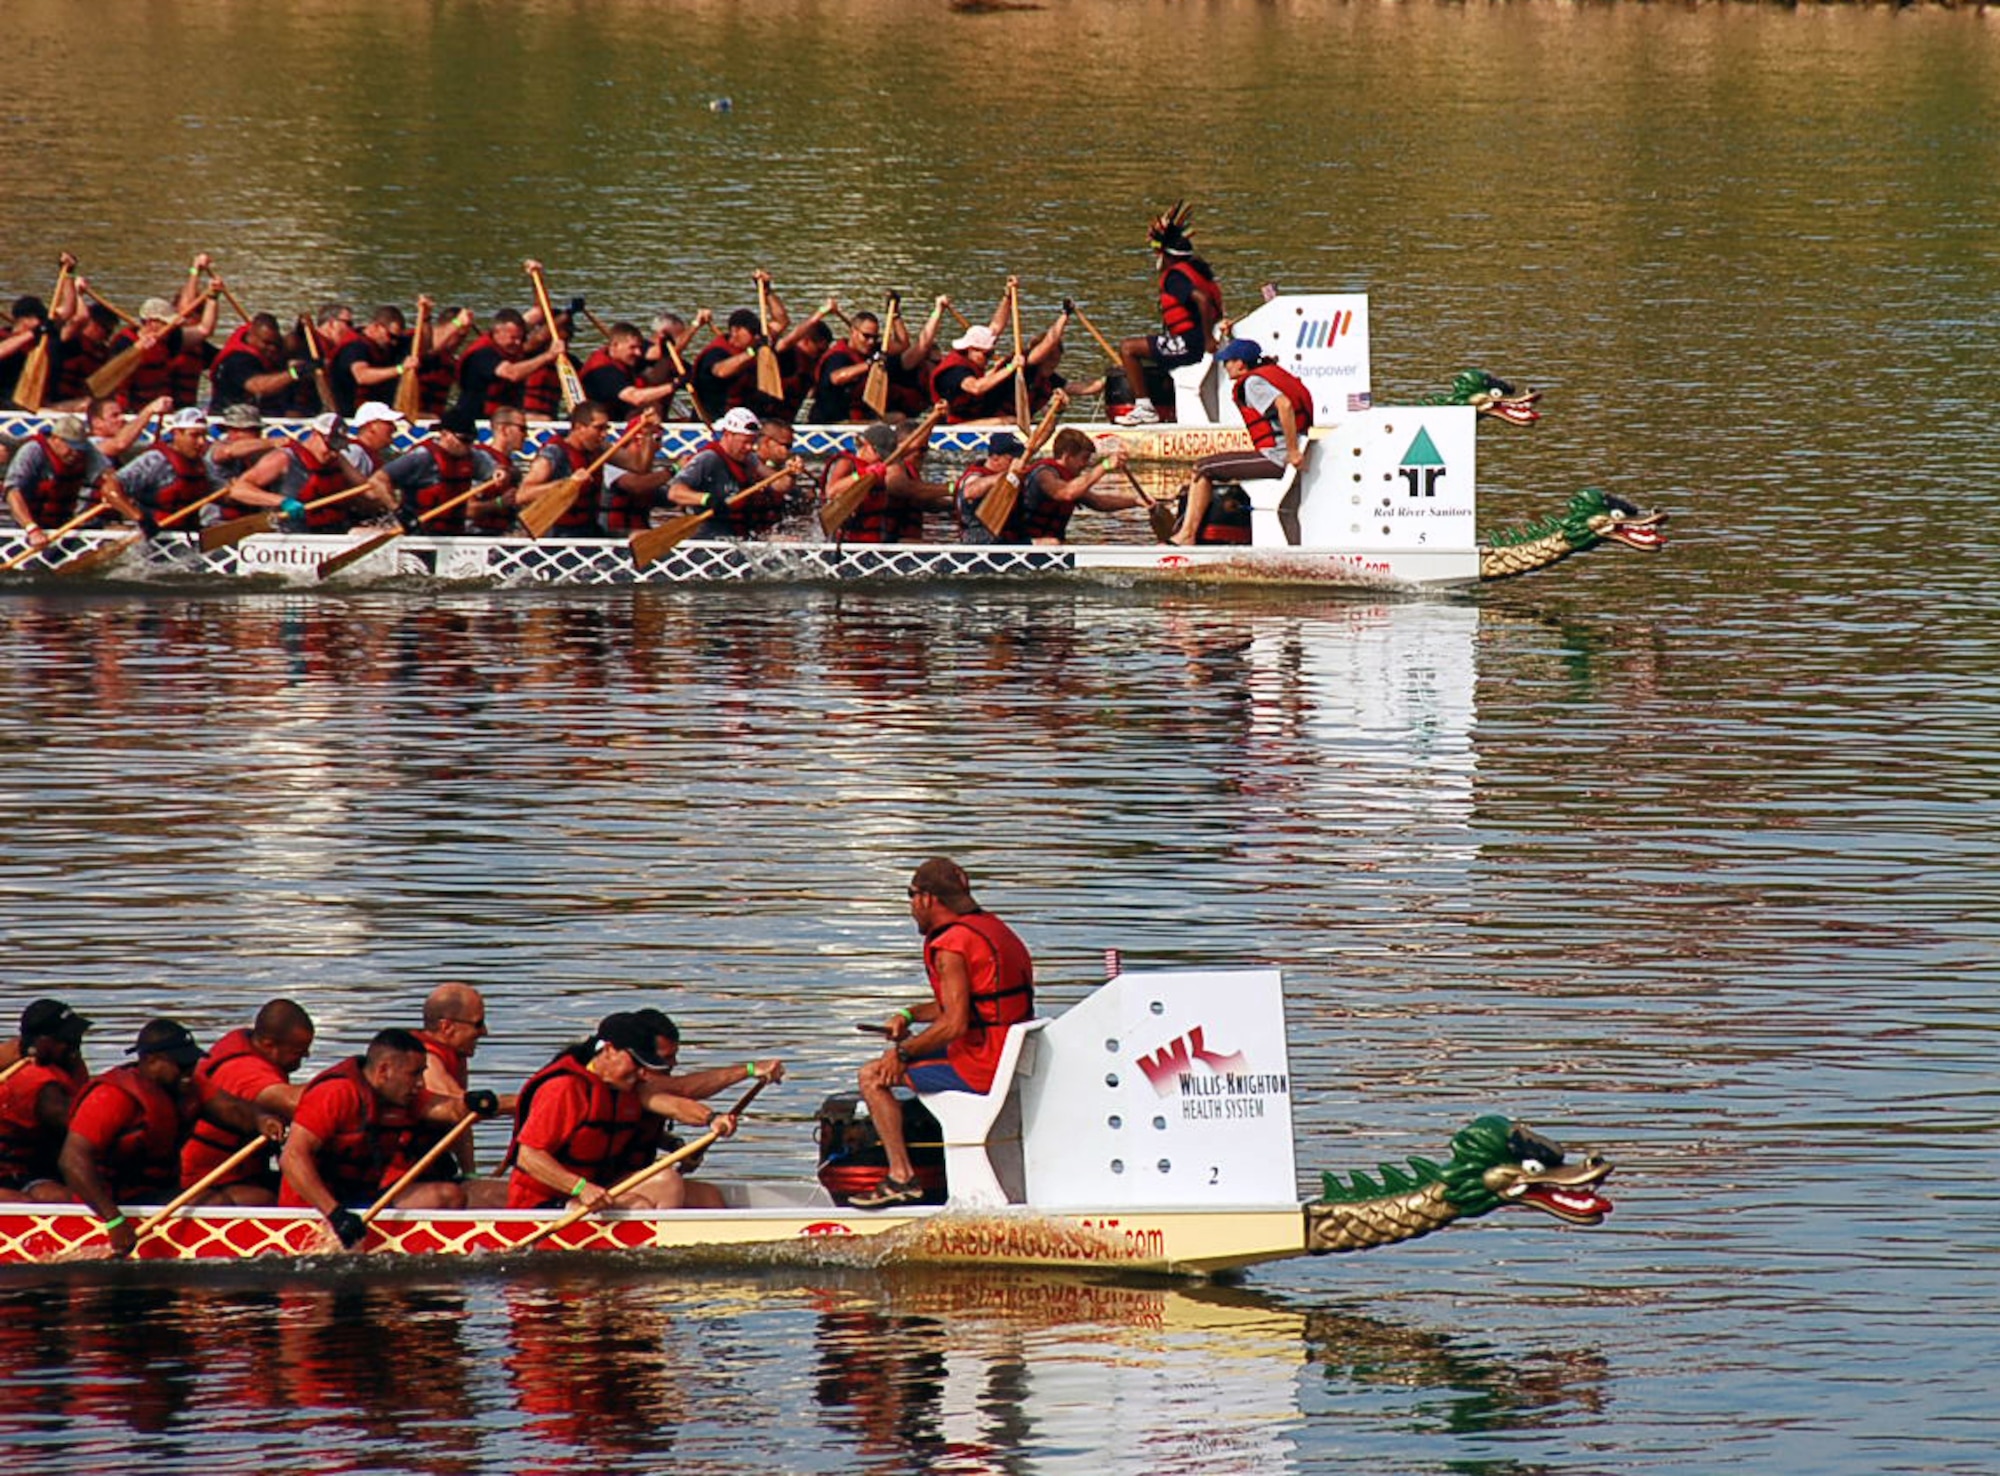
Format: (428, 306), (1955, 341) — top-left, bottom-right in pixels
(1446, 1115), (1615, 1224)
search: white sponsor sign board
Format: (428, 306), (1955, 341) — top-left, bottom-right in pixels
(1018, 969), (1297, 1209)
(1295, 406), (1479, 553)
(1171, 294), (1371, 427)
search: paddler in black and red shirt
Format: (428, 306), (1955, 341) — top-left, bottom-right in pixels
(928, 323), (1019, 425)
(820, 420), (950, 544)
(1016, 427), (1143, 545)
(578, 321), (679, 423)
(452, 308), (566, 420)
(689, 308), (765, 424)
(515, 399), (655, 539)
(372, 400), (511, 536)
(665, 405), (801, 538)
(59, 1019), (285, 1258)
(809, 310), (884, 423)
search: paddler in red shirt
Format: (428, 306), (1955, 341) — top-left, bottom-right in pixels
(504, 1013), (735, 1212)
(0, 999), (93, 1204)
(280, 1027), (495, 1249)
(851, 857), (1036, 1210)
(59, 1018), (287, 1258)
(178, 998), (315, 1207)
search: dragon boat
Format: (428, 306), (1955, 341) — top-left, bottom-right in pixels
(0, 294), (1665, 592)
(0, 968), (1614, 1276)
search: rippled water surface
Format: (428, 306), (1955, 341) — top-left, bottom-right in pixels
(3, 2), (1998, 1472)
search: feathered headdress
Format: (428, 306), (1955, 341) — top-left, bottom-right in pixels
(1147, 200), (1196, 257)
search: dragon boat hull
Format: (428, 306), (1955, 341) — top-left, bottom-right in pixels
(0, 969), (1614, 1277)
(0, 1196), (1310, 1277)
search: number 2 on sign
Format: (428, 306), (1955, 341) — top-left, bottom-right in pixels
(1209, 1166), (1220, 1185)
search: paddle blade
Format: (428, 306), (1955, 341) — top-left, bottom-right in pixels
(978, 473), (1021, 538)
(1148, 500), (1179, 543)
(86, 343), (146, 400)
(14, 340), (51, 411)
(861, 362), (888, 418)
(52, 531), (143, 578)
(518, 475), (584, 540)
(818, 471), (879, 538)
(316, 527), (401, 580)
(199, 510), (278, 553)
(556, 356), (585, 414)
(629, 510), (711, 569)
(393, 365), (424, 422)
(757, 345), (784, 401)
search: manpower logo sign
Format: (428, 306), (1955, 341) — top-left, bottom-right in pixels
(1136, 1026), (1290, 1121)
(1293, 310), (1355, 350)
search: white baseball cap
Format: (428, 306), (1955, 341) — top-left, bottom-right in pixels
(718, 407), (761, 436)
(350, 403), (405, 428)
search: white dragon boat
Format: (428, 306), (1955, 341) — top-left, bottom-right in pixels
(0, 295), (1665, 591)
(0, 967), (1614, 1276)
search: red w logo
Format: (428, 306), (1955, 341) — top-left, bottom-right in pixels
(1136, 1025), (1248, 1095)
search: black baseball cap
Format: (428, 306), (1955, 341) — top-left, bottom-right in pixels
(20, 998), (92, 1046)
(593, 1012), (674, 1069)
(126, 1018), (204, 1070)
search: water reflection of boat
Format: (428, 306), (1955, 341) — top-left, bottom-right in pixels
(0, 968), (1612, 1274)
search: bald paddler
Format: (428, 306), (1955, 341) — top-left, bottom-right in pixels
(179, 998), (315, 1206)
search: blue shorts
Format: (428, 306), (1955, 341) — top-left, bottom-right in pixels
(907, 1059), (976, 1094)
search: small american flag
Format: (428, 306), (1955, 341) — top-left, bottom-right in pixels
(1347, 391), (1373, 412)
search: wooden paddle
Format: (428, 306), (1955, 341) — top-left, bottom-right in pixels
(662, 335), (712, 433)
(200, 483), (377, 554)
(0, 502), (114, 573)
(13, 261), (69, 412)
(299, 315), (339, 414)
(978, 391), (1067, 537)
(629, 465), (791, 569)
(860, 292), (892, 418)
(1008, 280), (1030, 431)
(87, 298), (204, 400)
(1068, 302), (1125, 369)
(523, 261), (585, 413)
(54, 483), (237, 577)
(130, 1135), (275, 1246)
(360, 1113), (480, 1228)
(393, 298), (428, 422)
(517, 417), (648, 540)
(517, 1078), (767, 1251)
(754, 276), (785, 401)
(0, 1056), (28, 1086)
(819, 404), (945, 538)
(316, 472), (505, 579)
(81, 285), (141, 328)
(213, 277), (252, 324)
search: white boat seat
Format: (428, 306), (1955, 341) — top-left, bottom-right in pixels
(1245, 459), (1304, 546)
(917, 1017), (1050, 1208)
(1168, 358), (1220, 425)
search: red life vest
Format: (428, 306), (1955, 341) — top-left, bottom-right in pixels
(923, 909), (1035, 1093)
(418, 439), (478, 528)
(52, 333), (108, 403)
(535, 437), (604, 537)
(285, 1056), (422, 1205)
(521, 359), (564, 420)
(0, 1059), (81, 1185)
(929, 351), (995, 424)
(116, 328), (176, 407)
(1018, 458), (1075, 543)
(825, 450), (895, 543)
(1159, 259), (1223, 340)
(149, 444), (218, 517)
(14, 435), (95, 528)
(286, 442), (354, 531)
(418, 350), (458, 416)
(180, 1028), (276, 1189)
(168, 340), (209, 408)
(72, 1066), (185, 1200)
(505, 1054), (644, 1194)
(1232, 363), (1315, 453)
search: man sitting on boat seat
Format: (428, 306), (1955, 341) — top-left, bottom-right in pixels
(953, 430), (1023, 545)
(179, 998), (316, 1207)
(666, 406), (802, 539)
(280, 1027), (494, 1250)
(0, 999), (93, 1205)
(60, 1019), (287, 1259)
(612, 1006), (785, 1209)
(852, 858), (1036, 1211)
(504, 1013), (738, 1212)
(1015, 428), (1144, 545)
(1113, 201), (1224, 427)
(1168, 336), (1312, 547)
(413, 983), (519, 1208)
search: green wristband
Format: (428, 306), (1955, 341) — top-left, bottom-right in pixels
(570, 1179), (588, 1198)
(895, 1007), (914, 1022)
(744, 1061), (759, 1080)
(101, 1214), (127, 1231)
